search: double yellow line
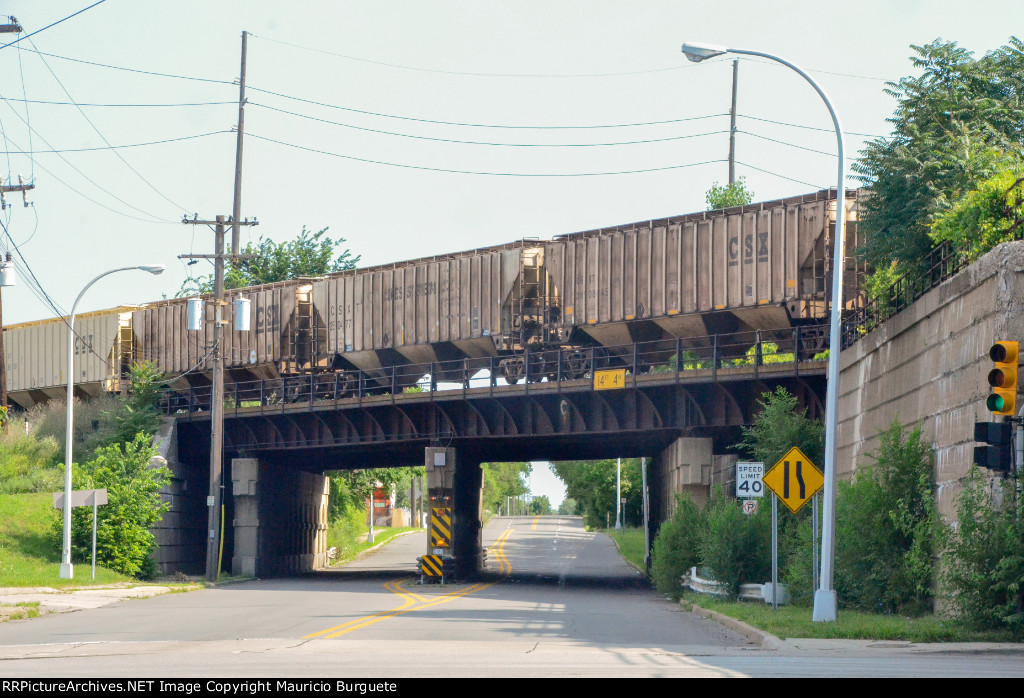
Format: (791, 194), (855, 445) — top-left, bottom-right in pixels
(304, 528), (514, 639)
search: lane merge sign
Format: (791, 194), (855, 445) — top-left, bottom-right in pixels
(763, 446), (823, 514)
(735, 462), (765, 498)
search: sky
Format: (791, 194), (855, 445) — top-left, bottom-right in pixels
(1, 1), (1021, 327)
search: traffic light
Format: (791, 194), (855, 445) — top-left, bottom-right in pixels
(974, 421), (1013, 472)
(986, 341), (1019, 416)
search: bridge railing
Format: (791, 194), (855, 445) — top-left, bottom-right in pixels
(161, 325), (829, 415)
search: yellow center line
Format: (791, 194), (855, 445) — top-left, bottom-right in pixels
(531, 515), (540, 531)
(305, 528), (515, 640)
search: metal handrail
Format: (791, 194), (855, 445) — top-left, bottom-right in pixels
(160, 325), (831, 416)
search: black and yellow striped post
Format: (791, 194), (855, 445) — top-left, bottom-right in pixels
(430, 507), (452, 549)
(420, 554), (444, 581)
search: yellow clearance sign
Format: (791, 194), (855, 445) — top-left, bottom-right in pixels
(763, 446), (824, 514)
(593, 368), (626, 390)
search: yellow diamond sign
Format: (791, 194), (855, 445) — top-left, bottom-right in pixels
(763, 446), (823, 514)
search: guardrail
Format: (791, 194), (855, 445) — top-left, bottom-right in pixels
(161, 325), (829, 415)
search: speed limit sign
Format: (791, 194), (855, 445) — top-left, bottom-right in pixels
(736, 462), (765, 498)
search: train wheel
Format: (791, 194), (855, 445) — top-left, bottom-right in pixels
(562, 351), (589, 380)
(500, 357), (525, 384)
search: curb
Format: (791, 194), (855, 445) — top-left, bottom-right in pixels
(688, 602), (785, 650)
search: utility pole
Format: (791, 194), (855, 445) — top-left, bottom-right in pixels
(181, 30), (257, 582)
(729, 59), (738, 185)
(181, 215), (256, 582)
(0, 17), (27, 414)
(231, 31), (248, 256)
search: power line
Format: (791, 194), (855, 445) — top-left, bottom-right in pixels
(252, 102), (730, 147)
(0, 1), (108, 51)
(3, 97), (234, 108)
(13, 47), (233, 85)
(0, 130), (229, 154)
(27, 35), (190, 214)
(734, 160), (820, 188)
(739, 113), (885, 139)
(248, 130), (728, 177)
(0, 129), (178, 224)
(738, 130), (838, 158)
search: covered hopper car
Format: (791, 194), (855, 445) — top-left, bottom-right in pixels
(3, 189), (861, 408)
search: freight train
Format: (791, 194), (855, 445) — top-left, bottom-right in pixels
(3, 189), (862, 410)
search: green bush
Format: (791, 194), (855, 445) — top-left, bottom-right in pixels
(651, 493), (706, 599)
(832, 418), (939, 615)
(58, 432), (170, 579)
(700, 488), (771, 597)
(943, 469), (1024, 637)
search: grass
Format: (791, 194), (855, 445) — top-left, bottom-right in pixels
(685, 593), (1014, 643)
(0, 493), (134, 588)
(603, 527), (647, 570)
(603, 524), (1015, 643)
(329, 527), (421, 566)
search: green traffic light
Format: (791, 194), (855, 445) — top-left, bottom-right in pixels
(987, 394), (1006, 411)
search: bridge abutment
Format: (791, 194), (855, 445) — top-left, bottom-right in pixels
(425, 447), (483, 579)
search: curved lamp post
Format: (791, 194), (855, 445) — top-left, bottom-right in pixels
(681, 42), (846, 622)
(60, 264), (165, 579)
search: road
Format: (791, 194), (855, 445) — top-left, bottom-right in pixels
(0, 516), (1021, 677)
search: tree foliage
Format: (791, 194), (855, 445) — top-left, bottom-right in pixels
(482, 462), (531, 513)
(705, 178), (754, 210)
(855, 37), (1024, 297)
(551, 458), (642, 529)
(930, 170), (1024, 260)
(737, 386), (824, 471)
(60, 433), (171, 578)
(180, 226), (360, 295)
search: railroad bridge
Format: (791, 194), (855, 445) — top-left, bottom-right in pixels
(158, 328), (827, 578)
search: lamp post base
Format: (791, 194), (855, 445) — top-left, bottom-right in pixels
(812, 589), (837, 621)
(59, 563), (74, 579)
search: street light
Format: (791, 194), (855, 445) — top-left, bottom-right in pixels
(681, 41), (846, 622)
(60, 264), (165, 579)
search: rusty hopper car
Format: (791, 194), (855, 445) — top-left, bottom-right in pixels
(131, 280), (319, 387)
(312, 188), (860, 383)
(4, 307), (140, 409)
(545, 188), (861, 348)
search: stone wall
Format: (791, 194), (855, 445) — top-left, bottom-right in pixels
(837, 241), (1024, 517)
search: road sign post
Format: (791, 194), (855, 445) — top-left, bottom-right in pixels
(53, 489), (108, 580)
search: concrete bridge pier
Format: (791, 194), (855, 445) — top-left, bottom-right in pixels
(425, 447), (483, 580)
(230, 458), (329, 577)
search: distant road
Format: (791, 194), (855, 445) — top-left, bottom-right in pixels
(0, 516), (1020, 677)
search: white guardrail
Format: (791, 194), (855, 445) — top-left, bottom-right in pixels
(684, 567), (790, 605)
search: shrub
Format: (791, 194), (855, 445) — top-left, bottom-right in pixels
(943, 469), (1024, 637)
(699, 488), (771, 597)
(0, 425), (61, 494)
(832, 418), (939, 614)
(58, 432), (170, 578)
(651, 493), (706, 599)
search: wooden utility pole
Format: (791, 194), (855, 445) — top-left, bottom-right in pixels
(0, 17), (26, 414)
(180, 215), (256, 582)
(181, 30), (257, 582)
(729, 59), (738, 185)
(231, 31), (248, 256)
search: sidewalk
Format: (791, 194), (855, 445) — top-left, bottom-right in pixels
(0, 583), (197, 620)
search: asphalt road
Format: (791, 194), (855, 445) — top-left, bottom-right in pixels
(0, 516), (1022, 677)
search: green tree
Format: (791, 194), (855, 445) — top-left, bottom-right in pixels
(737, 386), (824, 471)
(855, 38), (1024, 298)
(550, 459), (642, 529)
(482, 462), (531, 513)
(930, 169), (1024, 260)
(179, 226), (360, 295)
(528, 495), (552, 515)
(705, 177), (754, 210)
(58, 432), (171, 578)
(699, 487), (771, 597)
